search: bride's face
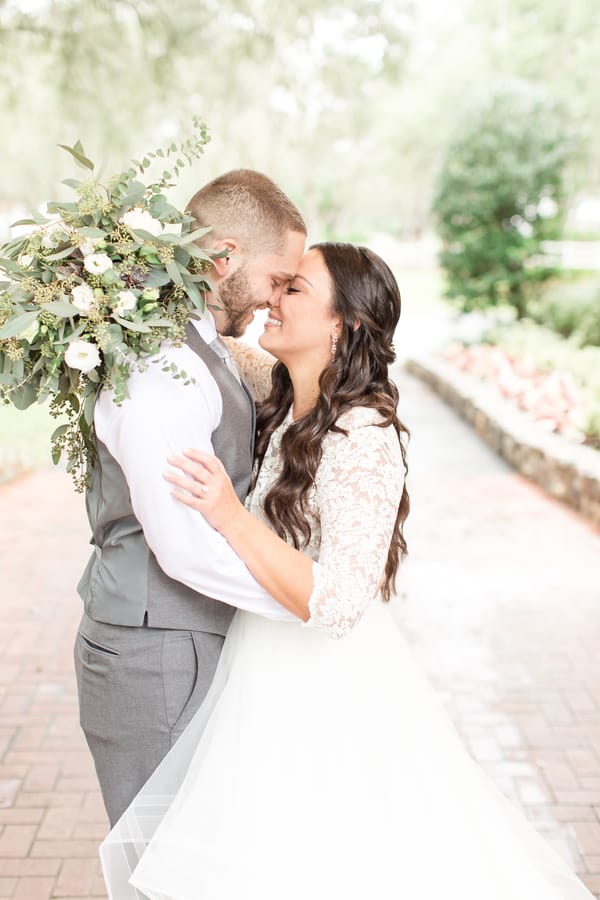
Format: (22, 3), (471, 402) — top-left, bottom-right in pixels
(258, 248), (340, 368)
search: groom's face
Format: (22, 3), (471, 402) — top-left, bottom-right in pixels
(215, 230), (305, 338)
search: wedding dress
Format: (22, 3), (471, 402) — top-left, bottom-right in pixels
(100, 405), (593, 900)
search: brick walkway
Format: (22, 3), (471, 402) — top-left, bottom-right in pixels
(0, 469), (107, 899)
(0, 370), (598, 898)
(395, 368), (600, 897)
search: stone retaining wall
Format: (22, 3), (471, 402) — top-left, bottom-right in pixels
(406, 355), (600, 529)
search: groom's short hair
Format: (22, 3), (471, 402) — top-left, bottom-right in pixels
(187, 169), (306, 255)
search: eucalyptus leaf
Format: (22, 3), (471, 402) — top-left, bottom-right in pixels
(9, 218), (39, 228)
(83, 391), (96, 425)
(112, 314), (152, 333)
(45, 245), (76, 262)
(55, 321), (87, 343)
(51, 423), (69, 441)
(41, 300), (79, 317)
(58, 142), (95, 172)
(10, 382), (38, 409)
(166, 260), (183, 285)
(79, 227), (107, 239)
(46, 201), (80, 215)
(0, 257), (26, 276)
(143, 269), (172, 288)
(181, 275), (204, 309)
(121, 181), (147, 207)
(176, 225), (212, 245)
(0, 310), (39, 340)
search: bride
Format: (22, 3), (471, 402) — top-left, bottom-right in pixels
(101, 242), (592, 899)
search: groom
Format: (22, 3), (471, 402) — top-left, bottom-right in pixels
(75, 169), (306, 826)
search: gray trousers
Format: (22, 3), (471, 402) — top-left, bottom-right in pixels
(74, 613), (224, 827)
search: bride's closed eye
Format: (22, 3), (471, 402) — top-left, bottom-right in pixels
(286, 286), (301, 294)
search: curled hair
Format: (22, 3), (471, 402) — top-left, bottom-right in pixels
(254, 242), (410, 601)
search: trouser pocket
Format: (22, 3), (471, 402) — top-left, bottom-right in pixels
(80, 634), (120, 656)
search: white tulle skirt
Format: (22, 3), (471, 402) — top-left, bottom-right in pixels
(100, 602), (593, 900)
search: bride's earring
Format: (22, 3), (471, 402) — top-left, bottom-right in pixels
(331, 332), (338, 358)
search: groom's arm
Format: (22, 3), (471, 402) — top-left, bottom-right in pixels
(94, 343), (298, 621)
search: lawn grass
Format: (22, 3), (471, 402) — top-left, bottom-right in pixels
(0, 402), (56, 472)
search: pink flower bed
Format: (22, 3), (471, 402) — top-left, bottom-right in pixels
(444, 343), (588, 443)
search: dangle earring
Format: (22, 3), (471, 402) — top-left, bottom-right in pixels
(331, 332), (338, 358)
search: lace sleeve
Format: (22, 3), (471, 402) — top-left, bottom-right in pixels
(307, 409), (405, 639)
(221, 338), (274, 402)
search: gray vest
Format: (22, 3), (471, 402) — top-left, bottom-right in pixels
(77, 324), (255, 634)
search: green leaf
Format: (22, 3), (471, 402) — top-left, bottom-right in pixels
(176, 225), (212, 246)
(121, 181), (147, 207)
(0, 310), (39, 340)
(58, 142), (95, 172)
(10, 217), (40, 228)
(51, 423), (69, 441)
(62, 179), (82, 190)
(166, 260), (183, 285)
(112, 314), (152, 333)
(0, 257), (26, 277)
(41, 300), (79, 317)
(83, 391), (96, 425)
(79, 227), (107, 239)
(181, 275), (204, 309)
(45, 245), (76, 262)
(145, 317), (177, 328)
(10, 381), (38, 410)
(46, 201), (79, 215)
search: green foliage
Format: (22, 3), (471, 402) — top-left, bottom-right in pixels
(527, 275), (600, 348)
(0, 121), (213, 489)
(432, 81), (573, 318)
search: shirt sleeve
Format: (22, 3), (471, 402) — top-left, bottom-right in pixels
(307, 412), (405, 639)
(94, 346), (298, 621)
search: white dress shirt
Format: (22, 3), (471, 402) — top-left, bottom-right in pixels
(94, 314), (298, 621)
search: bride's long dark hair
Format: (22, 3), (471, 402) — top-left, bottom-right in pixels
(254, 242), (410, 602)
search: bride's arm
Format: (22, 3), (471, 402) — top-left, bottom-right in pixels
(220, 337), (275, 402)
(165, 415), (404, 636)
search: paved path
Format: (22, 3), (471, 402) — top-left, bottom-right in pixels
(394, 367), (600, 896)
(0, 369), (598, 897)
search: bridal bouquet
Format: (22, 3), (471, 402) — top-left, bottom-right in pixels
(0, 118), (214, 488)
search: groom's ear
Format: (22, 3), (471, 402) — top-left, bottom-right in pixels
(212, 239), (239, 279)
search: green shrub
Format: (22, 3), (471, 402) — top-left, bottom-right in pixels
(432, 81), (573, 319)
(528, 275), (600, 347)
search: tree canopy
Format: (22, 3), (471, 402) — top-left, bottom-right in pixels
(0, 0), (598, 238)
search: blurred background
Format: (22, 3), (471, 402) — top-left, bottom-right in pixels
(1, 0), (599, 470)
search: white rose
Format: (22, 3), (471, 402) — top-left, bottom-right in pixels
(71, 283), (95, 313)
(121, 207), (163, 236)
(114, 290), (137, 316)
(19, 319), (39, 343)
(80, 240), (96, 257)
(17, 253), (34, 268)
(64, 340), (102, 373)
(84, 252), (113, 275)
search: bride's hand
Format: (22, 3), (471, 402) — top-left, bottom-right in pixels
(165, 450), (244, 534)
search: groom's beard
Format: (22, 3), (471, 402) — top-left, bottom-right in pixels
(217, 265), (260, 338)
